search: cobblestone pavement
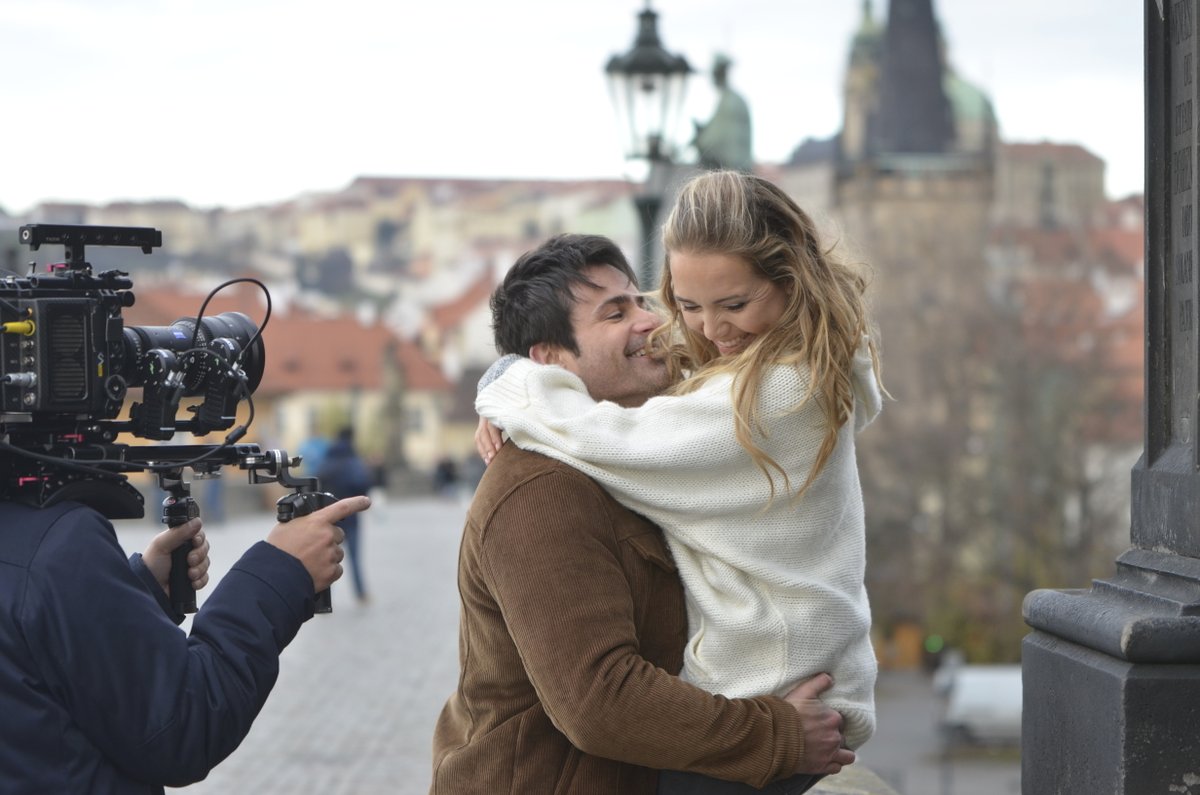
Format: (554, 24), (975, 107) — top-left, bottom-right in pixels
(115, 492), (468, 795)
(114, 492), (1019, 795)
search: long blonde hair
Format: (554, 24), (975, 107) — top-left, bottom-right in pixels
(650, 170), (879, 497)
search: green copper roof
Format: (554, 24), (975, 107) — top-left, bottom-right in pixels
(944, 71), (996, 122)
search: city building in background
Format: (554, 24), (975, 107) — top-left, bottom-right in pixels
(1, 0), (1143, 668)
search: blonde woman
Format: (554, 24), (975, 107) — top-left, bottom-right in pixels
(476, 171), (883, 795)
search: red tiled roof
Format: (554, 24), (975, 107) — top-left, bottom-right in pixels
(1090, 227), (1144, 271)
(430, 268), (494, 332)
(259, 315), (450, 395)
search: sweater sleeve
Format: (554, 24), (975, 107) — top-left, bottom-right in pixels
(475, 358), (817, 524)
(478, 470), (803, 787)
(22, 507), (314, 787)
(476, 343), (882, 524)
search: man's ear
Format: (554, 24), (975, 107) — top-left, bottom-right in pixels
(529, 343), (563, 365)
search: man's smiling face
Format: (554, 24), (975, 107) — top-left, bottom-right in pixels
(534, 265), (670, 407)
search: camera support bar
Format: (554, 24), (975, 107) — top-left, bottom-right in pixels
(115, 444), (336, 615)
(2, 225), (320, 613)
(20, 224), (161, 269)
(2, 440), (337, 614)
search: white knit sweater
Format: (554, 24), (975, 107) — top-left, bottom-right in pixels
(475, 342), (883, 749)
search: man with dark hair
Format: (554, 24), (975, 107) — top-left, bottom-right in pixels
(488, 233), (637, 357)
(431, 234), (852, 794)
(485, 233), (670, 407)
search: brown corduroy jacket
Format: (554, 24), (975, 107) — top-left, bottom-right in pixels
(430, 445), (804, 794)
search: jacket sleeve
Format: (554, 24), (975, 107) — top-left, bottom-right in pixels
(129, 551), (186, 625)
(20, 506), (314, 787)
(478, 471), (803, 787)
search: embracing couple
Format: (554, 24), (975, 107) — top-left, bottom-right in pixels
(431, 170), (884, 795)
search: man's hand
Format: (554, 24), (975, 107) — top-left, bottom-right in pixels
(475, 416), (504, 465)
(784, 673), (856, 776)
(266, 495), (370, 591)
(143, 518), (211, 596)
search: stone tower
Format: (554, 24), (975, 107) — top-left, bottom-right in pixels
(832, 0), (997, 630)
(840, 0), (884, 165)
(834, 0), (994, 323)
(871, 0), (956, 155)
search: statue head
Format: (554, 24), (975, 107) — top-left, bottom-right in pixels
(712, 53), (732, 88)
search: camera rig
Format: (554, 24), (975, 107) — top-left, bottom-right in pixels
(1, 224), (336, 613)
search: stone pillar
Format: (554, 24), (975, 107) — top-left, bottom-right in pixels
(1021, 2), (1200, 793)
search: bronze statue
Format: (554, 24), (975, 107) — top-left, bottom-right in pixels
(693, 54), (753, 172)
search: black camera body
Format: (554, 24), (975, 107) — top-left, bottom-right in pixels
(2, 224), (264, 443)
(1, 224), (270, 518)
(2, 224), (339, 613)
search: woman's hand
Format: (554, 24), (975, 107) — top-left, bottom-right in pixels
(475, 416), (505, 465)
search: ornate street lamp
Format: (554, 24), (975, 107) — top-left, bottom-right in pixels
(606, 2), (692, 289)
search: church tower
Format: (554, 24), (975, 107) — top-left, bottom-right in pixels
(840, 0), (884, 165)
(837, 0), (996, 173)
(870, 0), (955, 156)
(832, 0), (998, 632)
(835, 0), (994, 260)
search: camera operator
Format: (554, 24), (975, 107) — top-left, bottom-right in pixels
(0, 491), (371, 794)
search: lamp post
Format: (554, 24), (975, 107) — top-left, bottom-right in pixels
(605, 2), (692, 290)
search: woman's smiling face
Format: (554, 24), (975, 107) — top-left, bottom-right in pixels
(668, 250), (789, 357)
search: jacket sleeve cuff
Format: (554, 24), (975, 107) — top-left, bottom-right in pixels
(476, 353), (523, 395)
(129, 552), (185, 626)
(230, 541), (318, 627)
(760, 695), (805, 783)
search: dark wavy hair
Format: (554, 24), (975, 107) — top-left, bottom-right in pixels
(491, 234), (637, 357)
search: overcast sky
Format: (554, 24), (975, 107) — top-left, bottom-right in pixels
(0, 0), (1144, 215)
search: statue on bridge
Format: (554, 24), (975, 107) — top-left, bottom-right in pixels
(692, 54), (753, 173)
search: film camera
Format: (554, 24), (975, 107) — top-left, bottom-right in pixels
(1, 224), (337, 612)
(2, 224), (264, 443)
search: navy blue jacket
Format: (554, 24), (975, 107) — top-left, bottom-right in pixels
(0, 500), (317, 794)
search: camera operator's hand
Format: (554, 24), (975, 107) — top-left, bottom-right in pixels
(784, 673), (856, 776)
(143, 518), (211, 596)
(266, 495), (370, 591)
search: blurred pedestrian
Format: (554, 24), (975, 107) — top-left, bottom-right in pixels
(432, 457), (459, 499)
(298, 433), (331, 478)
(317, 427), (374, 603)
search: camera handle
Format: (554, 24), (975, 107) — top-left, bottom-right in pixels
(140, 446), (338, 616)
(242, 449), (337, 615)
(275, 491), (337, 614)
(158, 469), (199, 615)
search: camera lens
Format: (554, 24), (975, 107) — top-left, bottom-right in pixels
(122, 311), (265, 395)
